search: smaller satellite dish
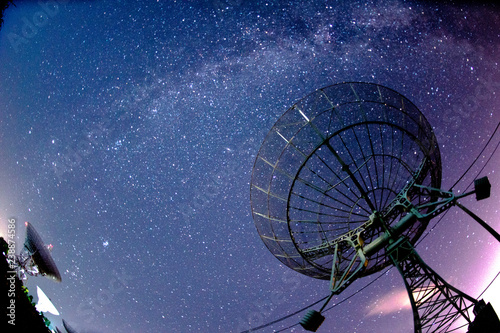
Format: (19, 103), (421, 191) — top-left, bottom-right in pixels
(18, 222), (62, 282)
(35, 286), (60, 316)
(63, 319), (78, 333)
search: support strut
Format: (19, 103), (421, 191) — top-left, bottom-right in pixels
(388, 237), (477, 333)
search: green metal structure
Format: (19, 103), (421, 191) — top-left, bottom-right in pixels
(250, 82), (500, 332)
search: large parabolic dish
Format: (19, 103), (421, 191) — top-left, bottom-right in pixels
(250, 82), (441, 281)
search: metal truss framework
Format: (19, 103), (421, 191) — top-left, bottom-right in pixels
(388, 237), (477, 333)
(250, 82), (499, 332)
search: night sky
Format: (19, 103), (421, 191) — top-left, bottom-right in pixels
(0, 1), (499, 332)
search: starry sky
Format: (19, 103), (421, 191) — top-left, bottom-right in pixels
(0, 1), (499, 332)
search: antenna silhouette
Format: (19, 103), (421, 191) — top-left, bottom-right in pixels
(12, 222), (62, 282)
(250, 82), (500, 332)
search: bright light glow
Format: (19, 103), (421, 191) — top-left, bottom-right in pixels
(365, 289), (411, 317)
(478, 246), (500, 313)
(0, 215), (8, 240)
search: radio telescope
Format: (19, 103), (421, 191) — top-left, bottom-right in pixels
(62, 319), (78, 333)
(250, 82), (500, 332)
(35, 286), (60, 316)
(13, 222), (62, 282)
